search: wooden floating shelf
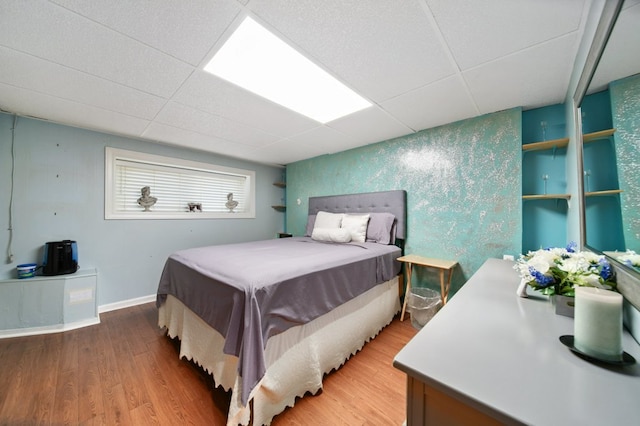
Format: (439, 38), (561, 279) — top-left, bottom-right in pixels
(522, 194), (571, 200)
(583, 128), (616, 143)
(273, 182), (286, 188)
(271, 205), (286, 211)
(586, 189), (623, 197)
(522, 129), (616, 151)
(522, 137), (569, 151)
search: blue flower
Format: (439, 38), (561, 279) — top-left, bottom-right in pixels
(566, 241), (577, 253)
(529, 267), (554, 287)
(599, 258), (613, 280)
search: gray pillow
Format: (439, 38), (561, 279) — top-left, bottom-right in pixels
(305, 214), (317, 236)
(366, 212), (396, 244)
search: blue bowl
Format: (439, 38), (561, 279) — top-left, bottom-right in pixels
(17, 263), (37, 279)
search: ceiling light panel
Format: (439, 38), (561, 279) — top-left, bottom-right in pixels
(204, 17), (371, 123)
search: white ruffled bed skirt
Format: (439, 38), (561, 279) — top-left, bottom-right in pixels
(158, 277), (400, 425)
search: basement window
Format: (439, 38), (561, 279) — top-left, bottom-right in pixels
(105, 147), (255, 219)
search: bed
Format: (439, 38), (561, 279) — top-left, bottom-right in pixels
(156, 190), (407, 425)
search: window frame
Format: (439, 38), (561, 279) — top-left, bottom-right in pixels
(104, 147), (256, 220)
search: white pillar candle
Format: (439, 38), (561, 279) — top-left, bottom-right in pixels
(574, 287), (623, 361)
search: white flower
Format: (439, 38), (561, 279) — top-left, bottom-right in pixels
(529, 248), (561, 269)
(515, 249), (556, 281)
(573, 272), (603, 288)
(618, 250), (640, 267)
(557, 252), (594, 274)
(582, 251), (603, 263)
(557, 256), (581, 273)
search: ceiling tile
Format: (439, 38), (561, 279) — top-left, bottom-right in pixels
(0, 83), (150, 136)
(381, 75), (480, 132)
(427, 0), (586, 70)
(253, 139), (318, 166)
(327, 106), (414, 146)
(0, 0), (194, 97)
(251, 123), (370, 165)
(249, 0), (456, 103)
(173, 71), (320, 137)
(0, 46), (166, 120)
(142, 122), (244, 154)
(464, 34), (578, 113)
(154, 102), (279, 147)
(286, 125), (358, 156)
(50, 0), (241, 66)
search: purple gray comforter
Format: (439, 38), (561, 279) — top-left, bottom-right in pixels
(156, 236), (401, 405)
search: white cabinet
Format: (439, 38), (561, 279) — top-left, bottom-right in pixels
(0, 268), (98, 336)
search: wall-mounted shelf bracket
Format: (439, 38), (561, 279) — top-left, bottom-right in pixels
(561, 198), (569, 209)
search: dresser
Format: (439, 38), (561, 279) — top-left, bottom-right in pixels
(393, 258), (640, 425)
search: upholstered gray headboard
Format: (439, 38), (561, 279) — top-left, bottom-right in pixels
(308, 190), (407, 241)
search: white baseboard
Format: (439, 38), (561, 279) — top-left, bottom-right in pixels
(0, 317), (100, 339)
(98, 294), (156, 313)
(0, 295), (156, 339)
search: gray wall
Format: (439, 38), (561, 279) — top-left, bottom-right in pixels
(0, 112), (285, 307)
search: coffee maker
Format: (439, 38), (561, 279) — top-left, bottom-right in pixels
(42, 240), (78, 276)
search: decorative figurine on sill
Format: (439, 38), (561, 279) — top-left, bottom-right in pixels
(225, 192), (238, 212)
(188, 202), (202, 212)
(137, 186), (157, 212)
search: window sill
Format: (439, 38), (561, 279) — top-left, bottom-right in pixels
(105, 211), (255, 220)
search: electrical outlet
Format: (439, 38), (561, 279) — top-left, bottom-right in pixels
(69, 288), (93, 304)
(503, 254), (515, 261)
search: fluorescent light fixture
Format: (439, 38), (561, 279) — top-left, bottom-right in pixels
(204, 17), (371, 123)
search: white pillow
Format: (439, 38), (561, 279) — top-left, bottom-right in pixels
(311, 227), (352, 243)
(341, 214), (370, 243)
(314, 211), (344, 229)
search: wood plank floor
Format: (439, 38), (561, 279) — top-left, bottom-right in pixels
(0, 303), (417, 425)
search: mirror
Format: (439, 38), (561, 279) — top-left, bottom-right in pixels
(578, 0), (640, 276)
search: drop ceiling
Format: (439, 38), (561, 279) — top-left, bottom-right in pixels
(0, 0), (620, 166)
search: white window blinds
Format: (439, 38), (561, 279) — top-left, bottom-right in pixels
(105, 148), (255, 219)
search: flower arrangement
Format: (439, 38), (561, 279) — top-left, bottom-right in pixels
(514, 242), (616, 296)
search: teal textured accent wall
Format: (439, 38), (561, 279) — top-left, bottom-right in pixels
(286, 109), (522, 297)
(610, 73), (640, 253)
